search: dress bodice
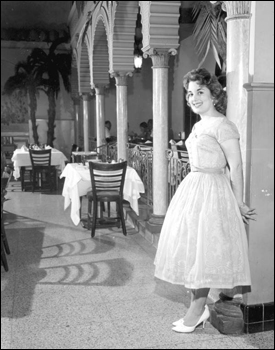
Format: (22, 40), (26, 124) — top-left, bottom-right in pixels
(185, 117), (240, 170)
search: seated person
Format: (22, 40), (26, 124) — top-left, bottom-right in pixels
(70, 144), (83, 163)
(105, 121), (116, 143)
(139, 122), (148, 139)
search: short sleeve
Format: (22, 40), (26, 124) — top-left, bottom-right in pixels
(216, 119), (240, 144)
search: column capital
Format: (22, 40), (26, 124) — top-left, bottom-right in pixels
(144, 48), (177, 68)
(211, 1), (252, 21)
(111, 72), (133, 86)
(80, 92), (93, 101)
(94, 85), (107, 95)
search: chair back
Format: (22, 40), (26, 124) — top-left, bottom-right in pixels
(88, 161), (127, 196)
(29, 149), (52, 168)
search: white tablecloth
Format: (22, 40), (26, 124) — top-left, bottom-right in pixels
(11, 148), (68, 180)
(60, 163), (145, 226)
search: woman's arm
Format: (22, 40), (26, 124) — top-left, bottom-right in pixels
(221, 138), (256, 224)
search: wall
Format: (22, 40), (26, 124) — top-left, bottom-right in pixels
(1, 41), (74, 157)
(171, 31), (215, 138)
(245, 1), (274, 305)
(246, 86), (274, 304)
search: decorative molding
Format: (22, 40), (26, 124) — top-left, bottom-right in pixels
(111, 72), (133, 86)
(225, 14), (251, 22)
(80, 93), (93, 101)
(94, 85), (106, 95)
(243, 83), (274, 92)
(145, 49), (177, 68)
(217, 1), (252, 19)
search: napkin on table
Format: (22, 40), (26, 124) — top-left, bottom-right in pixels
(21, 145), (28, 151)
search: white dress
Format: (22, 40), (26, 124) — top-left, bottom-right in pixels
(154, 117), (251, 289)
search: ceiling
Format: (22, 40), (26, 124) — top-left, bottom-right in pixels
(1, 1), (72, 31)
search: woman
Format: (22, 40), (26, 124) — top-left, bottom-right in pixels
(154, 68), (256, 333)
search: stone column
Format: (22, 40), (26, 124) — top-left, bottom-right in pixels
(113, 73), (131, 161)
(146, 50), (172, 229)
(72, 97), (80, 145)
(210, 1), (252, 335)
(242, 1), (274, 334)
(225, 1), (251, 192)
(81, 93), (92, 152)
(94, 85), (106, 149)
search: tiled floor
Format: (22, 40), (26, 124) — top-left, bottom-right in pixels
(1, 181), (274, 349)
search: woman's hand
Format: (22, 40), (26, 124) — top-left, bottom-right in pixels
(239, 203), (257, 225)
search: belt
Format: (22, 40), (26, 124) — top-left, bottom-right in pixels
(191, 167), (225, 174)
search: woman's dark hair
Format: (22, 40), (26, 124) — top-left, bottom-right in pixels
(140, 122), (148, 129)
(183, 68), (227, 115)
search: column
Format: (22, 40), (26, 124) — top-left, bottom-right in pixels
(94, 85), (106, 149)
(81, 93), (92, 152)
(113, 73), (131, 161)
(242, 0), (274, 333)
(225, 1), (251, 191)
(147, 50), (171, 228)
(210, 1), (254, 335)
(72, 96), (80, 145)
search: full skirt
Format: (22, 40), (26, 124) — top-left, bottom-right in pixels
(154, 172), (251, 289)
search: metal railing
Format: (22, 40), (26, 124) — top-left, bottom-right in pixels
(90, 142), (190, 209)
(127, 144), (153, 207)
(166, 149), (190, 204)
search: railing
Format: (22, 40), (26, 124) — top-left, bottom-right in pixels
(91, 142), (190, 209)
(92, 142), (117, 163)
(127, 144), (153, 207)
(166, 149), (190, 204)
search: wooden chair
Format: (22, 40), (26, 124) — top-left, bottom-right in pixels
(87, 161), (127, 238)
(29, 149), (56, 192)
(20, 166), (33, 191)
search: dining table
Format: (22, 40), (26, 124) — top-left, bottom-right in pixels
(60, 162), (145, 226)
(11, 146), (68, 180)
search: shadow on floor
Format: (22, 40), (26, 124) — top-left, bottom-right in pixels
(1, 210), (135, 319)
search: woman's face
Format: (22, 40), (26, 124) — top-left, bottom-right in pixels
(187, 81), (214, 116)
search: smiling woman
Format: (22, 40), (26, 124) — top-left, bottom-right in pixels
(154, 67), (256, 334)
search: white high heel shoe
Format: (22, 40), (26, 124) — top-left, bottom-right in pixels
(172, 305), (210, 333)
(172, 305), (209, 327)
(172, 317), (184, 327)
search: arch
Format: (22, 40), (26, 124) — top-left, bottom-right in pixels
(78, 39), (92, 94)
(111, 1), (139, 74)
(89, 9), (110, 88)
(140, 1), (181, 55)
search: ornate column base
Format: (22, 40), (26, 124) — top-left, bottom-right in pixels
(145, 214), (165, 234)
(210, 293), (244, 335)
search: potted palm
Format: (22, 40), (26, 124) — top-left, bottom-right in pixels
(192, 1), (227, 73)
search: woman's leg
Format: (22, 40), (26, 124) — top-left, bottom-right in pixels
(184, 288), (210, 326)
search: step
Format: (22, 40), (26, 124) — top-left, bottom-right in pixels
(123, 202), (160, 249)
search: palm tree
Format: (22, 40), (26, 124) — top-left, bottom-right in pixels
(192, 1), (227, 72)
(30, 37), (72, 147)
(3, 57), (41, 144)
